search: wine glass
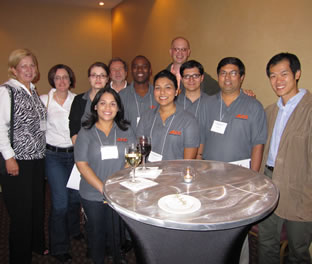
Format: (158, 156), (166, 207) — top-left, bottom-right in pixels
(137, 136), (151, 171)
(125, 143), (142, 182)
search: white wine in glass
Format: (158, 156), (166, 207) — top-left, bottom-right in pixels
(125, 143), (142, 182)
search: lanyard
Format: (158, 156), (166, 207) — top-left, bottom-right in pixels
(134, 90), (152, 118)
(150, 113), (175, 155)
(219, 95), (225, 121)
(184, 94), (201, 118)
(95, 126), (116, 146)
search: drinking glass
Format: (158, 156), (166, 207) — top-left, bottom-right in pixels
(125, 143), (142, 182)
(137, 136), (151, 171)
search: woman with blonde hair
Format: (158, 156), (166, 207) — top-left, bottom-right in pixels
(0, 48), (47, 263)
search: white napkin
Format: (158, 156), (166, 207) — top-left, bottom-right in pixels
(131, 167), (162, 179)
(120, 178), (158, 192)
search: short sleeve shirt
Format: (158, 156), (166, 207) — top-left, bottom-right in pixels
(176, 90), (210, 120)
(200, 91), (267, 162)
(136, 103), (200, 160)
(74, 123), (136, 202)
(119, 82), (158, 133)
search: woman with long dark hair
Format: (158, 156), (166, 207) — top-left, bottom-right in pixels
(75, 87), (135, 263)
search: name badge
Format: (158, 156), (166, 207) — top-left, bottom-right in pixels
(136, 117), (141, 126)
(211, 120), (227, 134)
(148, 151), (162, 162)
(40, 120), (47, 131)
(101, 145), (118, 160)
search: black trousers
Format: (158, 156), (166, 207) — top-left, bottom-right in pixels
(2, 159), (46, 264)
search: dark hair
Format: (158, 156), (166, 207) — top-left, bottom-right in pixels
(266, 52), (301, 78)
(48, 64), (75, 88)
(87, 62), (109, 77)
(180, 60), (204, 76)
(108, 57), (128, 72)
(153, 70), (178, 90)
(217, 57), (245, 76)
(131, 55), (151, 69)
(82, 87), (130, 131)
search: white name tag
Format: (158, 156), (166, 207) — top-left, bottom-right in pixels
(136, 117), (141, 126)
(211, 120), (227, 134)
(148, 151), (162, 162)
(101, 145), (118, 160)
(40, 120), (47, 131)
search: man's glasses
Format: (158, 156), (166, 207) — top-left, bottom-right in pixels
(182, 74), (201, 80)
(219, 71), (239, 77)
(172, 47), (189, 53)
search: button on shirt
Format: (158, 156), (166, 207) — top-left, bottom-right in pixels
(40, 88), (76, 148)
(136, 104), (200, 160)
(266, 89), (306, 167)
(119, 82), (158, 133)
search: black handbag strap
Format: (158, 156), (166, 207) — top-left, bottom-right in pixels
(4, 84), (14, 148)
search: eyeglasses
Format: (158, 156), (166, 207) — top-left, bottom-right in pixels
(90, 74), (108, 79)
(172, 47), (189, 53)
(182, 74), (201, 80)
(219, 71), (239, 77)
(54, 76), (70, 81)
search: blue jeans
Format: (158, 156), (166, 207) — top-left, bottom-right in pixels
(45, 149), (81, 255)
(81, 197), (123, 264)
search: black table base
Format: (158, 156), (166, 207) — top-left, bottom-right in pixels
(121, 215), (250, 264)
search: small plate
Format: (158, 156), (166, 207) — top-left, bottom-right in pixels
(158, 194), (201, 214)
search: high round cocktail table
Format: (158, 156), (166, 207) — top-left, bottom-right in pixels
(103, 160), (279, 264)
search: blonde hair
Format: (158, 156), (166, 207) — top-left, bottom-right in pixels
(8, 48), (39, 83)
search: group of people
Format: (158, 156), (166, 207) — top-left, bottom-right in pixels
(0, 35), (311, 264)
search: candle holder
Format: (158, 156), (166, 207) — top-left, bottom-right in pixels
(183, 166), (195, 183)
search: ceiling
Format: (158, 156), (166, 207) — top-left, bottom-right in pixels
(10, 0), (123, 9)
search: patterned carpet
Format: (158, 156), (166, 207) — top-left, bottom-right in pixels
(0, 182), (264, 264)
(0, 182), (137, 264)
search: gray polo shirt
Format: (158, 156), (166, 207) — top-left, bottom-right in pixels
(136, 103), (200, 160)
(166, 63), (220, 96)
(74, 123), (136, 202)
(176, 90), (210, 120)
(200, 91), (267, 162)
(119, 82), (158, 133)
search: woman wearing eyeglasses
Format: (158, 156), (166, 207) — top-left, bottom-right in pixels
(69, 62), (109, 144)
(40, 64), (82, 262)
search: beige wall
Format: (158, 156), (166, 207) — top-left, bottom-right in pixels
(0, 2), (112, 95)
(112, 0), (312, 107)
